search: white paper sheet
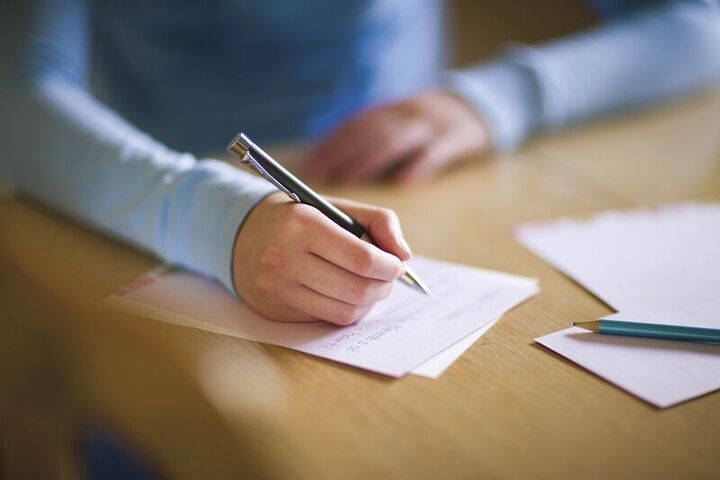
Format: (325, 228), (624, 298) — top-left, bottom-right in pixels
(108, 256), (538, 377)
(410, 318), (498, 378)
(538, 321), (720, 408)
(518, 203), (720, 407)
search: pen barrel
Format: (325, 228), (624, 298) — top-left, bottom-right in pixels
(599, 321), (720, 343)
(247, 142), (367, 238)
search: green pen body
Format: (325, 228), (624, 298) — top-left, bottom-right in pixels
(598, 320), (720, 343)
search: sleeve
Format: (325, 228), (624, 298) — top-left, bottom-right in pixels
(445, 0), (720, 152)
(0, 0), (275, 293)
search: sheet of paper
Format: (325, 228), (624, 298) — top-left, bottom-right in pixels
(518, 202), (720, 407)
(538, 319), (720, 408)
(108, 256), (538, 377)
(412, 278), (539, 378)
(410, 318), (498, 378)
(517, 203), (720, 326)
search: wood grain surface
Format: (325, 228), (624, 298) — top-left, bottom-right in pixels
(1, 90), (718, 480)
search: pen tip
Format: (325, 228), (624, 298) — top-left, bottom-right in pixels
(412, 277), (430, 295)
(400, 267), (430, 295)
(573, 320), (601, 332)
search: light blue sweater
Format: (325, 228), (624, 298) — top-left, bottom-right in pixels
(1, 0), (718, 292)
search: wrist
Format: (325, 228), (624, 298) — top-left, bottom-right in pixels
(444, 58), (542, 152)
(231, 191), (287, 296)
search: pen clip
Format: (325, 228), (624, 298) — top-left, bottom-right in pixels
(243, 153), (301, 203)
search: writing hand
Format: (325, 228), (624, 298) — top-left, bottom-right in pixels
(232, 193), (412, 325)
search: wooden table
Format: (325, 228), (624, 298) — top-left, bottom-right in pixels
(2, 90), (719, 479)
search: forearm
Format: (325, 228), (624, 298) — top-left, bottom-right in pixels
(0, 78), (274, 291)
(0, 0), (277, 292)
(447, 0), (720, 151)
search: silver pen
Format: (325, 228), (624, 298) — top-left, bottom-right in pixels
(227, 132), (430, 295)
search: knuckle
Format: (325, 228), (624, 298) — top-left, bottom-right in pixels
(257, 245), (284, 272)
(391, 259), (403, 278)
(281, 214), (303, 239)
(286, 208), (308, 232)
(377, 207), (398, 224)
(380, 255), (402, 280)
(348, 280), (375, 305)
(351, 246), (376, 276)
(297, 203), (320, 219)
(346, 282), (365, 305)
(378, 281), (393, 300)
(352, 305), (370, 323)
(334, 305), (358, 326)
(379, 257), (402, 282)
(304, 207), (329, 231)
(335, 304), (367, 326)
(286, 205), (319, 232)
(253, 273), (277, 297)
(377, 134), (403, 154)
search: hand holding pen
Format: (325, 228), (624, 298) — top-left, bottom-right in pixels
(228, 133), (428, 326)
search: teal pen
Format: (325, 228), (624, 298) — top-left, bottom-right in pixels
(574, 320), (720, 344)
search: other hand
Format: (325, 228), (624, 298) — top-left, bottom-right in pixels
(306, 90), (491, 184)
(232, 193), (412, 325)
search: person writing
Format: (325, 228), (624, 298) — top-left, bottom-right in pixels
(1, 0), (717, 325)
(0, 1), (416, 326)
